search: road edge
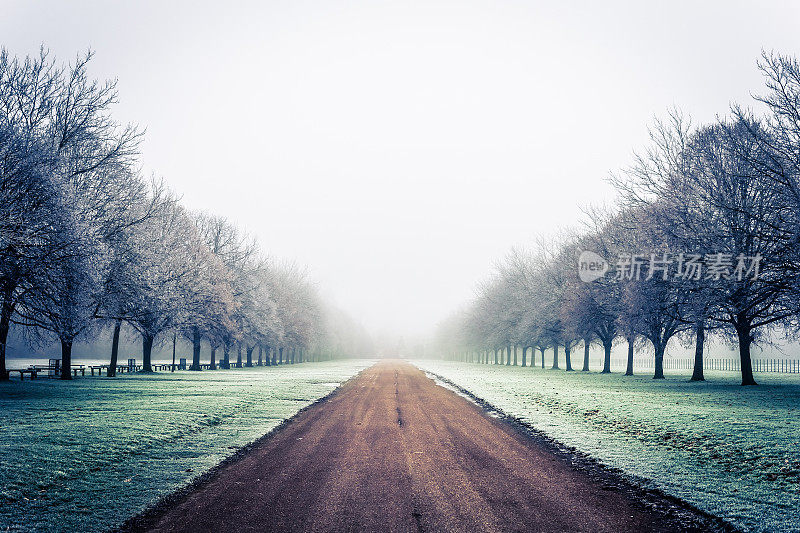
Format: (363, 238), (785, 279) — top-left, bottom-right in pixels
(113, 363), (376, 533)
(421, 368), (741, 533)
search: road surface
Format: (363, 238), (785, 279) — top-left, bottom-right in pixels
(132, 361), (723, 532)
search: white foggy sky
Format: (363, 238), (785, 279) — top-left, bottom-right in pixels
(2, 1), (799, 340)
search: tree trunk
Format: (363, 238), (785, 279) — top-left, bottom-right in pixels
(246, 345), (254, 367)
(271, 347), (277, 366)
(108, 319), (122, 377)
(258, 345), (263, 366)
(601, 341), (612, 373)
(521, 346), (527, 367)
(142, 334), (154, 372)
(552, 344), (559, 369)
(691, 321), (705, 382)
(190, 327), (202, 371)
(530, 346), (535, 367)
(0, 282), (16, 381)
(493, 348), (498, 365)
(582, 340), (590, 371)
(565, 344), (573, 371)
(540, 348), (545, 369)
(60, 339), (73, 380)
(291, 347), (296, 364)
(223, 342), (230, 369)
(625, 336), (634, 376)
(210, 347), (217, 370)
(653, 342), (665, 379)
(171, 332), (177, 371)
(236, 344), (242, 367)
(511, 345), (517, 366)
(737, 321), (757, 386)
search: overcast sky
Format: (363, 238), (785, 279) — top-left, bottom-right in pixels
(2, 1), (800, 340)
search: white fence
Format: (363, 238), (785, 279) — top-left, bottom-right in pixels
(612, 357), (800, 373)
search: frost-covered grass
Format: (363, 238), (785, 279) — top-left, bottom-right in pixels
(0, 360), (373, 533)
(414, 360), (800, 533)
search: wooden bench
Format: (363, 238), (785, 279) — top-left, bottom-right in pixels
(10, 365), (84, 379)
(90, 364), (159, 375)
(90, 365), (106, 376)
(30, 365), (58, 378)
(9, 368), (38, 380)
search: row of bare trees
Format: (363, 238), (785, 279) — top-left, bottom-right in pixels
(437, 52), (800, 386)
(0, 47), (369, 380)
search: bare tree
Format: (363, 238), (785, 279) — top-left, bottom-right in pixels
(614, 108), (798, 385)
(0, 48), (141, 378)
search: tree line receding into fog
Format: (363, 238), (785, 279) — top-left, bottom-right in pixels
(0, 47), (371, 380)
(437, 52), (800, 386)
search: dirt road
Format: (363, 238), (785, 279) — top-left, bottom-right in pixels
(131, 361), (723, 532)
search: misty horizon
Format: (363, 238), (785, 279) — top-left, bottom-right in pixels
(4, 1), (800, 341)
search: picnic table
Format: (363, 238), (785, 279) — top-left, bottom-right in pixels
(8, 363), (85, 379)
(88, 362), (211, 374)
(11, 359), (214, 379)
(8, 368), (39, 380)
(88, 363), (146, 375)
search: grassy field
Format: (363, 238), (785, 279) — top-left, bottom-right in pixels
(414, 360), (800, 533)
(0, 360), (373, 533)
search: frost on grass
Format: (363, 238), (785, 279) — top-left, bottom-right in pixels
(0, 361), (372, 533)
(415, 361), (800, 533)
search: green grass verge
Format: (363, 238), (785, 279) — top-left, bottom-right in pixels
(414, 360), (800, 533)
(0, 360), (373, 532)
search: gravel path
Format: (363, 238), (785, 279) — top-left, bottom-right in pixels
(131, 361), (728, 532)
